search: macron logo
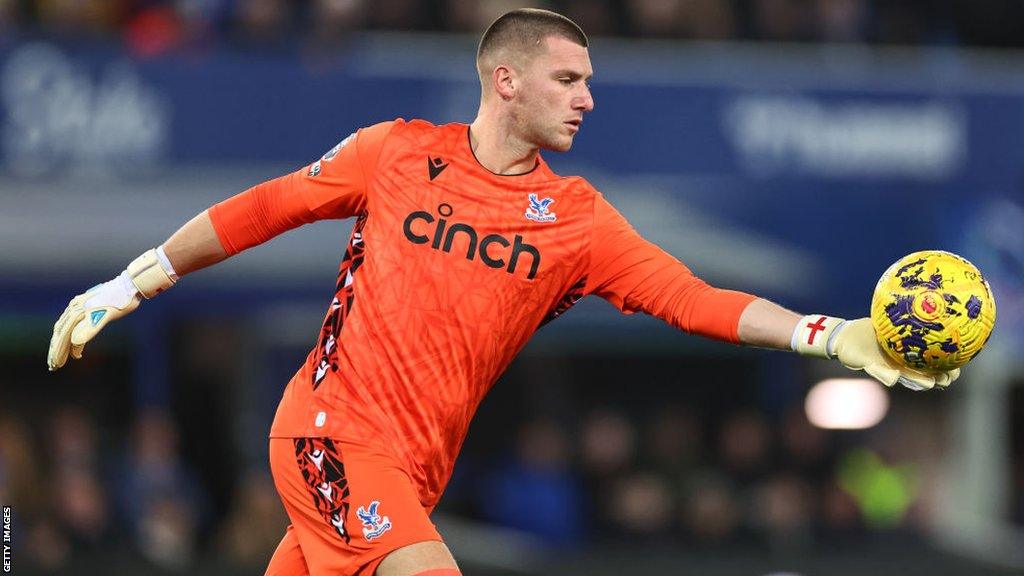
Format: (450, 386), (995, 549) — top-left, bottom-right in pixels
(428, 156), (448, 181)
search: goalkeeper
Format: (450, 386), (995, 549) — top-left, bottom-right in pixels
(48, 8), (958, 576)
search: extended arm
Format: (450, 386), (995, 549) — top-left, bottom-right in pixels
(47, 121), (395, 371)
(162, 210), (228, 276)
(736, 298), (801, 349)
(45, 176), (321, 372)
(47, 209), (229, 370)
(586, 195), (958, 391)
(46, 176), (358, 371)
(734, 297), (958, 389)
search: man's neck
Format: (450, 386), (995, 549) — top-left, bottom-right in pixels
(468, 114), (539, 175)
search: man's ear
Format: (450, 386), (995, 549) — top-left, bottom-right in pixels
(493, 65), (516, 101)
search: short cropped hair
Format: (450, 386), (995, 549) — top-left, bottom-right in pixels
(477, 8), (588, 71)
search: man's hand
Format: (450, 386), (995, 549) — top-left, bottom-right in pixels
(48, 272), (141, 371)
(831, 318), (959, 391)
(792, 314), (959, 391)
(47, 248), (177, 371)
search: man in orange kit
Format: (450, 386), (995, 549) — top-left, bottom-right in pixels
(47, 8), (960, 576)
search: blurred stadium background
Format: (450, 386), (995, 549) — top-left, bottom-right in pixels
(2, 1), (1024, 575)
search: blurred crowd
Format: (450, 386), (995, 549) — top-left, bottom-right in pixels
(0, 390), (954, 573)
(1, 0), (1023, 52)
(456, 400), (952, 551)
(0, 405), (288, 574)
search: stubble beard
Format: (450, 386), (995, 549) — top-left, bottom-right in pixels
(511, 103), (573, 153)
(533, 119), (573, 152)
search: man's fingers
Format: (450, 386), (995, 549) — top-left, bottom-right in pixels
(70, 308), (111, 348)
(831, 316), (960, 391)
(47, 337), (70, 371)
(863, 363), (901, 387)
(934, 368), (960, 388)
(896, 374), (935, 391)
(869, 360), (936, 391)
(48, 278), (142, 371)
(48, 327), (68, 369)
(51, 299), (81, 342)
(50, 312), (103, 368)
(47, 303), (84, 371)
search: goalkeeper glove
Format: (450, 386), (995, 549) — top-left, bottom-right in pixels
(792, 315), (960, 391)
(47, 247), (177, 371)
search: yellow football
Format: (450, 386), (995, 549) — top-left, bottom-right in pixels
(871, 250), (996, 373)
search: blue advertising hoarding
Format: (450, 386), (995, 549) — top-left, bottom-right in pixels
(1, 35), (1021, 330)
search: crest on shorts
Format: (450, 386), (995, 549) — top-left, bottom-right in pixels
(357, 500), (392, 540)
(525, 193), (556, 223)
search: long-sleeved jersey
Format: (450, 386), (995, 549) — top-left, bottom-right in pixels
(209, 119), (756, 508)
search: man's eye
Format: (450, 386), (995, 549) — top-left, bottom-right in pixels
(559, 78), (573, 85)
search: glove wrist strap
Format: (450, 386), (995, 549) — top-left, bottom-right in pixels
(155, 245), (179, 282)
(792, 314), (846, 359)
(127, 248), (177, 299)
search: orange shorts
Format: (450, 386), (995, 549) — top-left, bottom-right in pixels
(265, 437), (442, 576)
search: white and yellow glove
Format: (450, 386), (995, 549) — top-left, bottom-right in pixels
(47, 247), (178, 371)
(792, 314), (959, 391)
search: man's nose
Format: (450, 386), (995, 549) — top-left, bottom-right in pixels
(574, 85), (594, 112)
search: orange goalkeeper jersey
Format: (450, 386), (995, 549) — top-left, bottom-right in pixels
(209, 119), (756, 508)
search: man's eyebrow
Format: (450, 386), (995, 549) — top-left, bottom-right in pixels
(553, 70), (594, 80)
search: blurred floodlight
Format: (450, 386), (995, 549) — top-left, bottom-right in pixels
(805, 378), (889, 430)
